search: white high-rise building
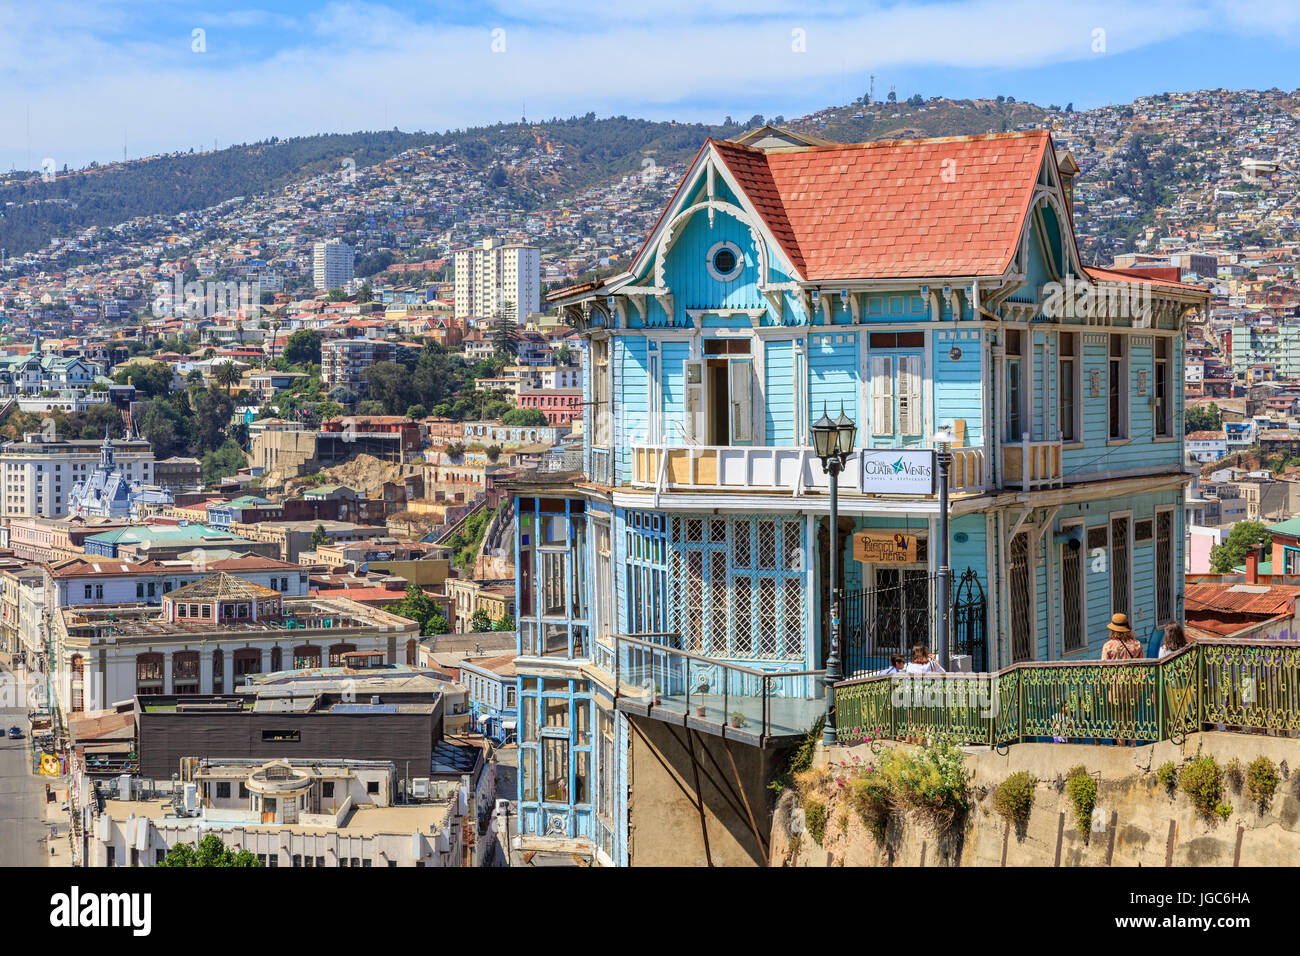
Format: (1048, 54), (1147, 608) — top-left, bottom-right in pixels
(313, 240), (355, 292)
(454, 238), (540, 321)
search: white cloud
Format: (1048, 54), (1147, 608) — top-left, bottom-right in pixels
(0, 0), (1282, 169)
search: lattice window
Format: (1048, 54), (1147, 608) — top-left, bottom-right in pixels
(783, 578), (803, 658)
(758, 520), (778, 570)
(709, 551), (728, 655)
(686, 518), (703, 542)
(732, 577), (753, 656)
(757, 577), (780, 657)
(733, 521), (751, 568)
(685, 551), (705, 652)
(710, 518), (726, 543)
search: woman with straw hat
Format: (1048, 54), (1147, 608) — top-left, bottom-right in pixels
(1101, 613), (1144, 746)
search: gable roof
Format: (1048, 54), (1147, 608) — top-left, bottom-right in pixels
(709, 131), (1053, 281)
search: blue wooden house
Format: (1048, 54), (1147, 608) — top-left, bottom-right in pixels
(510, 128), (1210, 865)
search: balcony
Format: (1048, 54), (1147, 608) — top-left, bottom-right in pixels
(630, 443), (991, 497)
(613, 633), (824, 746)
(1001, 435), (1062, 490)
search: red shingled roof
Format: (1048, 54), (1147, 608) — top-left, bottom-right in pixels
(710, 131), (1052, 281)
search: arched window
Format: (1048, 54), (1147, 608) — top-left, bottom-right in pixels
(405, 637), (416, 666)
(270, 646), (282, 672)
(172, 651), (200, 695)
(136, 653), (164, 695)
(293, 645), (321, 669)
(232, 648), (262, 686)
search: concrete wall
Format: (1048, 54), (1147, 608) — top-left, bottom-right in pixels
(626, 715), (788, 867)
(773, 732), (1300, 867)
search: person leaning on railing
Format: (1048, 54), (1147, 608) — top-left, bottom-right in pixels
(1101, 613), (1145, 746)
(1158, 622), (1191, 659)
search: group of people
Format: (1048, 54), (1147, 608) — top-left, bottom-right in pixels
(1101, 612), (1189, 662)
(871, 616), (1189, 682)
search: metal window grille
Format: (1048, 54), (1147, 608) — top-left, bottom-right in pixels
(1061, 535), (1084, 653)
(1009, 532), (1033, 663)
(1111, 516), (1130, 617)
(1156, 511), (1173, 625)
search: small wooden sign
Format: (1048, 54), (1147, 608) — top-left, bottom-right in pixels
(853, 531), (919, 565)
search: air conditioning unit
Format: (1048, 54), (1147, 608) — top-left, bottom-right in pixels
(410, 777), (431, 800)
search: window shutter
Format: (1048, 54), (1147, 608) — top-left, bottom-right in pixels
(899, 355), (923, 436)
(870, 355), (893, 435)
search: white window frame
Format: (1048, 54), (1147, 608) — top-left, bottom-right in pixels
(1108, 334), (1130, 442)
(1058, 331), (1082, 445)
(1153, 335), (1173, 440)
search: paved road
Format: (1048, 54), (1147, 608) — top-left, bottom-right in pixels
(0, 673), (51, 866)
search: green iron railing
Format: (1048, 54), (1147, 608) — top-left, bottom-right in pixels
(834, 639), (1298, 748)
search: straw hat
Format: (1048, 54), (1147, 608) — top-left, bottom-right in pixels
(1107, 612), (1131, 633)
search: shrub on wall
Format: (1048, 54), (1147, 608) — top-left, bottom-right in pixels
(1065, 765), (1097, 835)
(1246, 756), (1279, 810)
(993, 771), (1036, 829)
(1180, 756), (1231, 819)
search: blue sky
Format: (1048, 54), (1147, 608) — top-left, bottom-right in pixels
(2, 0), (1300, 170)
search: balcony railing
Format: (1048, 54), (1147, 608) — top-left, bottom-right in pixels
(613, 632), (824, 745)
(834, 638), (1294, 749)
(1001, 433), (1062, 490)
(630, 443), (991, 497)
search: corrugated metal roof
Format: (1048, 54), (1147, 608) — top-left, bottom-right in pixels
(1185, 581), (1300, 616)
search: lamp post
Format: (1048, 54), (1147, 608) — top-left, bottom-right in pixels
(933, 426), (955, 668)
(811, 403), (857, 747)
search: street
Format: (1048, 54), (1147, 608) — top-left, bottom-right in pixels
(0, 672), (52, 866)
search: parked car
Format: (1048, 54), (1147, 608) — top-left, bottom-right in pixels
(7, 726), (23, 739)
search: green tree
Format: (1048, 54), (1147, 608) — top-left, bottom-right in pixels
(391, 584), (449, 635)
(214, 361), (242, 391)
(1185, 402), (1222, 434)
(406, 404), (427, 420)
(160, 833), (263, 867)
(283, 329), (322, 366)
(492, 304), (520, 357)
(311, 524), (329, 550)
(363, 362), (417, 415)
(201, 439), (246, 484)
(493, 613), (515, 632)
(501, 407), (549, 427)
(113, 360), (174, 398)
(1209, 520), (1270, 573)
(193, 386), (236, 455)
(470, 609), (494, 632)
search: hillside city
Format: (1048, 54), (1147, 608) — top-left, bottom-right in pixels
(0, 82), (1297, 875)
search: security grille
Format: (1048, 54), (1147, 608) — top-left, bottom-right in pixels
(1156, 511), (1173, 624)
(1061, 532), (1085, 653)
(1009, 532), (1033, 663)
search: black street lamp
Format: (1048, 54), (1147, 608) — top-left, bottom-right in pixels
(811, 402), (857, 747)
(933, 426), (955, 668)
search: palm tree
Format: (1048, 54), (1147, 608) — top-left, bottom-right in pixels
(214, 361), (242, 392)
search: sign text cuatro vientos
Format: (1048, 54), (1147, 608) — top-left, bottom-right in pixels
(857, 449), (936, 495)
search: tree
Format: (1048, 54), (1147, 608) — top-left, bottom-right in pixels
(406, 404), (427, 420)
(470, 609), (494, 632)
(310, 524), (329, 551)
(214, 361), (242, 391)
(391, 584), (448, 635)
(159, 833), (263, 867)
(425, 608), (451, 636)
(1209, 520), (1270, 573)
(493, 613), (515, 632)
(492, 304), (520, 357)
(356, 282), (373, 303)
(502, 407), (549, 427)
(113, 360), (173, 398)
(283, 329), (322, 366)
(363, 362), (417, 415)
(1185, 402), (1222, 434)
(201, 439), (246, 484)
(555, 344), (572, 366)
(193, 386), (236, 455)
(485, 444), (502, 462)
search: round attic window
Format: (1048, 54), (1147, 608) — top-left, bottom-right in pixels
(706, 241), (744, 282)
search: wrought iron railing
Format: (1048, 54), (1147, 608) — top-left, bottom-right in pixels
(834, 639), (1297, 748)
(612, 632), (825, 743)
